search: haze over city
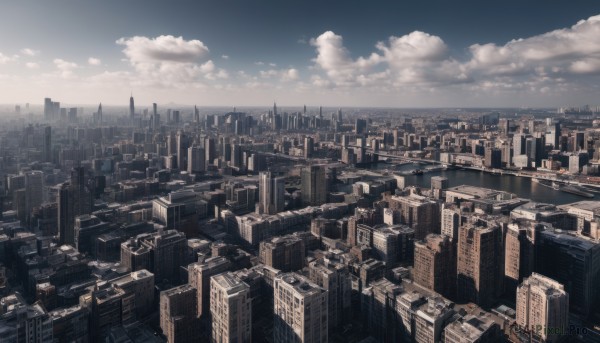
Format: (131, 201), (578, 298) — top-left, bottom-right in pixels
(2, 2), (600, 343)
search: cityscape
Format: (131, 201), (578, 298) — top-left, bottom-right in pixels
(1, 1), (600, 343)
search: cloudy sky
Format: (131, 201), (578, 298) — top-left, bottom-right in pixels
(1, 0), (599, 107)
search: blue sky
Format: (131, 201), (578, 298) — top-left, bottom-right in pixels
(1, 0), (600, 107)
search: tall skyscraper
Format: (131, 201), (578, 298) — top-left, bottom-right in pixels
(188, 256), (232, 318)
(301, 165), (326, 206)
(304, 136), (314, 159)
(504, 222), (538, 296)
(129, 93), (135, 118)
(413, 234), (456, 299)
(187, 146), (206, 173)
(205, 137), (216, 166)
(516, 273), (569, 343)
(97, 103), (103, 124)
(176, 131), (189, 171)
(273, 273), (328, 343)
(308, 258), (351, 332)
(209, 272), (252, 343)
(457, 221), (504, 308)
(258, 171), (285, 215)
(43, 126), (52, 163)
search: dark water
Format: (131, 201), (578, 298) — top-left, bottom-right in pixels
(374, 163), (592, 205)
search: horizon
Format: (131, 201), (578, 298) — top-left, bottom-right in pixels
(1, 1), (600, 107)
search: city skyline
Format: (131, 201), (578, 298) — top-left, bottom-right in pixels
(1, 0), (600, 107)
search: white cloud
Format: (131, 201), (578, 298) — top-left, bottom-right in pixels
(308, 14), (600, 97)
(116, 35), (209, 63)
(116, 35), (227, 88)
(221, 55), (229, 60)
(20, 48), (40, 56)
(25, 62), (39, 69)
(466, 14), (600, 76)
(0, 52), (18, 64)
(88, 57), (101, 66)
(53, 58), (78, 78)
(259, 68), (299, 82)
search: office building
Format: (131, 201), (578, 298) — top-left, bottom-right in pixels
(516, 273), (569, 343)
(160, 284), (200, 343)
(301, 165), (327, 207)
(259, 235), (305, 272)
(210, 272), (252, 343)
(457, 221), (504, 308)
(413, 234), (456, 299)
(273, 273), (328, 343)
(258, 171), (285, 215)
(308, 258), (351, 331)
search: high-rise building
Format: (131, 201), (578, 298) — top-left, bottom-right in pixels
(301, 165), (327, 206)
(456, 220), (504, 308)
(504, 222), (538, 296)
(361, 278), (402, 342)
(355, 118), (367, 134)
(176, 131), (189, 171)
(307, 258), (351, 331)
(129, 94), (135, 118)
(121, 229), (187, 284)
(304, 136), (314, 159)
(516, 273), (569, 343)
(24, 170), (44, 215)
(160, 284), (201, 343)
(273, 273), (328, 343)
(396, 291), (455, 343)
(387, 194), (440, 240)
(43, 126), (52, 162)
(484, 147), (502, 169)
(57, 168), (93, 246)
(187, 146), (206, 173)
(188, 256), (232, 318)
(258, 171), (285, 215)
(259, 235), (305, 272)
(204, 137), (216, 166)
(441, 204), (462, 240)
(535, 230), (600, 317)
(209, 272), (252, 343)
(413, 234), (456, 299)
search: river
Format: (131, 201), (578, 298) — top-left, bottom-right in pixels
(371, 162), (593, 205)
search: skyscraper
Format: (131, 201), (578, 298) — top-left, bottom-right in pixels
(187, 146), (206, 173)
(413, 234), (456, 299)
(273, 273), (328, 343)
(301, 165), (326, 206)
(457, 220), (504, 308)
(304, 136), (314, 159)
(43, 126), (52, 163)
(516, 273), (569, 343)
(129, 93), (135, 118)
(258, 171), (285, 215)
(176, 131), (189, 171)
(209, 272), (252, 343)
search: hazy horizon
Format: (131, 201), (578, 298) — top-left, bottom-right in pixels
(1, 0), (600, 107)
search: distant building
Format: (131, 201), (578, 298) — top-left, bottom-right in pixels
(301, 165), (327, 207)
(258, 171), (285, 215)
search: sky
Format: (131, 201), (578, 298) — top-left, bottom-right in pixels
(1, 0), (600, 108)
